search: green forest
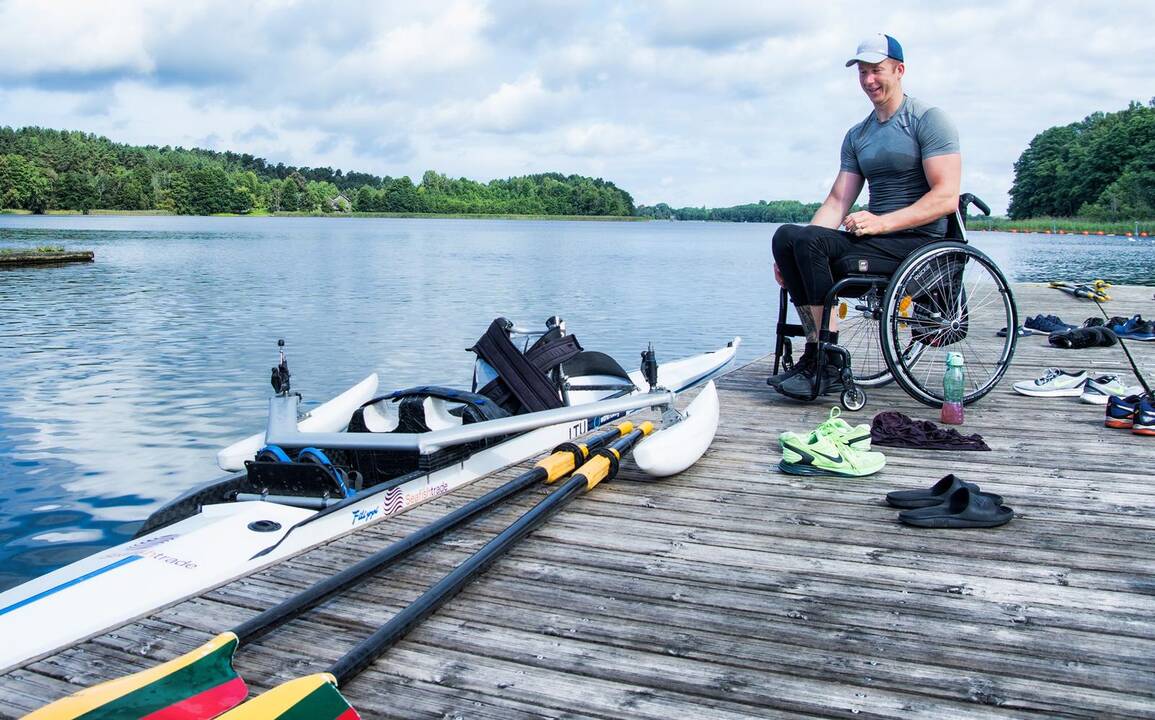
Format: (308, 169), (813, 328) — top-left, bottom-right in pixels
(0, 127), (635, 217)
(635, 200), (822, 223)
(1008, 100), (1155, 220)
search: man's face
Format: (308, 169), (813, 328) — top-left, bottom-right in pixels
(857, 59), (904, 106)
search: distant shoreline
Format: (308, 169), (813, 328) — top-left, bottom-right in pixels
(0, 209), (649, 222)
(3, 208), (1152, 235)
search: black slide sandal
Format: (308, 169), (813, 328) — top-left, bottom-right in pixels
(898, 487), (1014, 528)
(886, 474), (1003, 509)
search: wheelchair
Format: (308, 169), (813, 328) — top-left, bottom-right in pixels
(772, 193), (1019, 410)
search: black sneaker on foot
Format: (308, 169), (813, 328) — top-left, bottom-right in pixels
(767, 348), (815, 387)
(776, 360), (846, 400)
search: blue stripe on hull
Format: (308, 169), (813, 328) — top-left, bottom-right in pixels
(0, 555), (142, 616)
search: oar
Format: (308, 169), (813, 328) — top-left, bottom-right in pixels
(1049, 280), (1111, 302)
(23, 422), (634, 720)
(216, 422), (656, 719)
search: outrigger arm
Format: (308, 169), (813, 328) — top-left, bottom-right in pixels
(264, 389), (677, 454)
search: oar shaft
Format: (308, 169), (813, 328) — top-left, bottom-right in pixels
(329, 422), (652, 684)
(234, 422), (631, 643)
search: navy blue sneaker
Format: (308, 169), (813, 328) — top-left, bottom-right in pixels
(1134, 395), (1155, 436)
(1106, 393), (1145, 429)
(997, 325), (1030, 338)
(1024, 314), (1076, 334)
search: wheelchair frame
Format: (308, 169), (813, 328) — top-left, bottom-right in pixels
(771, 193), (1018, 410)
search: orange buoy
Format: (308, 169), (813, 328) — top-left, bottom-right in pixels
(1097, 231), (1105, 235)
(1083, 231), (1089, 235)
(1142, 232), (1149, 237)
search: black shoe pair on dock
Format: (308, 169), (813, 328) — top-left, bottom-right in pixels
(886, 474), (1014, 528)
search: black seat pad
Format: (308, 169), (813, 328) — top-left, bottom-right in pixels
(833, 256), (901, 278)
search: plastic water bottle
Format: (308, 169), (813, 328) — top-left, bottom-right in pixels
(941, 352), (965, 425)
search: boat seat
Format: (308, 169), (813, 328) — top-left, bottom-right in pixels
(348, 385), (509, 434)
(422, 396), (463, 430)
(471, 318), (583, 415)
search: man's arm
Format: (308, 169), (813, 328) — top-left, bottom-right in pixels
(810, 171), (865, 229)
(842, 153), (961, 236)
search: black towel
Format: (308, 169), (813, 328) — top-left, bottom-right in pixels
(870, 411), (991, 451)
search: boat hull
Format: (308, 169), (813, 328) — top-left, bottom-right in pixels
(0, 338), (738, 671)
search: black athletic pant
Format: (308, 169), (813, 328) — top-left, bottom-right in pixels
(771, 224), (935, 305)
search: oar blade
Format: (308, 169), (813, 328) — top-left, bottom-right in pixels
(25, 633), (246, 719)
(216, 674), (358, 720)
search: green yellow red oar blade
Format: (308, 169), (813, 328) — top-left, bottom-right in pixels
(215, 674), (357, 720)
(24, 633), (246, 720)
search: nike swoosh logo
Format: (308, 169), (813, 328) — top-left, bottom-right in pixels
(810, 448), (844, 463)
(789, 445), (843, 464)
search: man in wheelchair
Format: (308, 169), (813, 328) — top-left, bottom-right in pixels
(769, 33), (962, 400)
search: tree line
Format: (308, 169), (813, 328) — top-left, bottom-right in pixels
(0, 127), (635, 217)
(1009, 100), (1155, 220)
(635, 199), (822, 223)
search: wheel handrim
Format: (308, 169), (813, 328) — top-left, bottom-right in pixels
(881, 244), (1017, 407)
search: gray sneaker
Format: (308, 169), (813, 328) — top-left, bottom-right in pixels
(1012, 367), (1088, 397)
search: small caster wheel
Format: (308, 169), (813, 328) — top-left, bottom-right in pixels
(840, 388), (866, 411)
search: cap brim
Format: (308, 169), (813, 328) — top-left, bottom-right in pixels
(845, 51), (889, 67)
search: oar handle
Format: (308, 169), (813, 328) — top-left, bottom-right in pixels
(234, 421), (632, 643)
(329, 422), (653, 684)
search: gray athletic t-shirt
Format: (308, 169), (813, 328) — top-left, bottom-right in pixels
(840, 95), (960, 237)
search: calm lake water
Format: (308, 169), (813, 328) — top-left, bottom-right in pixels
(1, 215), (1152, 591)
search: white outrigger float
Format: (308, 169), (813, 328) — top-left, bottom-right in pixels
(0, 316), (737, 672)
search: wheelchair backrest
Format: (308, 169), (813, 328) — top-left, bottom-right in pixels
(944, 210), (966, 243)
(948, 192), (991, 243)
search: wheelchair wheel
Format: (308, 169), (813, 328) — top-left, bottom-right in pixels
(880, 242), (1017, 407)
(835, 287), (892, 388)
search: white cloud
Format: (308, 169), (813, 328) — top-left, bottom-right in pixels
(640, 1), (826, 49)
(0, 0), (153, 78)
(432, 74), (573, 134)
(1, 0), (1154, 212)
(562, 122), (656, 156)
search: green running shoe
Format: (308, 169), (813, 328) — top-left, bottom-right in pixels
(778, 406), (871, 451)
(778, 429), (886, 477)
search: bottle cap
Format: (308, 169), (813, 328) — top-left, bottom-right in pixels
(946, 352), (964, 367)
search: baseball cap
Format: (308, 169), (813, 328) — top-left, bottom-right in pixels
(845, 33), (904, 67)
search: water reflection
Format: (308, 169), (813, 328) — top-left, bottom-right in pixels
(0, 216), (1151, 589)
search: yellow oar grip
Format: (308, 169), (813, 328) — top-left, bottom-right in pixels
(537, 420), (634, 483)
(582, 454), (615, 491)
(584, 421), (653, 490)
(537, 451), (580, 482)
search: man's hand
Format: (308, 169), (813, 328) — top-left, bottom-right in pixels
(773, 262), (784, 287)
(842, 210), (890, 237)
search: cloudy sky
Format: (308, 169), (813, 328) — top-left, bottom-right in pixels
(0, 1), (1151, 214)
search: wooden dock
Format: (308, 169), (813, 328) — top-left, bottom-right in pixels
(2, 283), (1154, 718)
(0, 250), (93, 267)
